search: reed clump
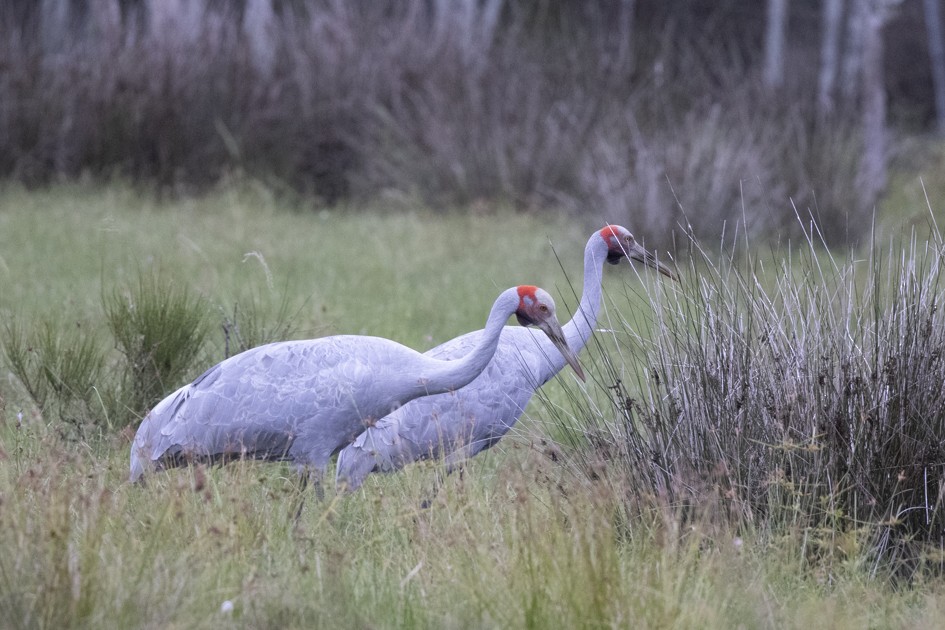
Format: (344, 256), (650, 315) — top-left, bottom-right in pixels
(559, 223), (945, 578)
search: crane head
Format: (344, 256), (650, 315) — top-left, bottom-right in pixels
(513, 286), (586, 381)
(599, 225), (678, 280)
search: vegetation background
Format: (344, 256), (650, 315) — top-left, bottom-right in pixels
(3, 0), (945, 628)
(3, 0), (944, 245)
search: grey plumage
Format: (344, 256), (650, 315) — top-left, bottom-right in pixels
(336, 225), (676, 491)
(129, 285), (584, 483)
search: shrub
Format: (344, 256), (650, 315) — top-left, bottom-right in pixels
(556, 221), (945, 577)
(218, 289), (306, 358)
(103, 271), (212, 424)
(2, 263), (309, 433)
(2, 318), (109, 432)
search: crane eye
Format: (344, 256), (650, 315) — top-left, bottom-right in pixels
(539, 304), (549, 312)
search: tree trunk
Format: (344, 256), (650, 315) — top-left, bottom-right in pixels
(244, 0), (277, 75)
(818, 0), (844, 117)
(40, 0), (70, 53)
(841, 0), (868, 102)
(617, 0), (636, 69)
(859, 1), (901, 206)
(924, 0), (945, 134)
(764, 0), (789, 89)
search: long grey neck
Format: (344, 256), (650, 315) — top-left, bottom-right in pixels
(417, 287), (518, 394)
(535, 238), (604, 383)
(565, 239), (606, 353)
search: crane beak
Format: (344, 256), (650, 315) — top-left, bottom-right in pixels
(536, 318), (586, 382)
(626, 241), (678, 281)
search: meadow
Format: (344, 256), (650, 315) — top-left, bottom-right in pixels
(3, 179), (945, 628)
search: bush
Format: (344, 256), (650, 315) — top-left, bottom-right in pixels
(2, 318), (109, 432)
(2, 267), (308, 433)
(556, 222), (945, 577)
(219, 289), (306, 358)
(103, 271), (212, 424)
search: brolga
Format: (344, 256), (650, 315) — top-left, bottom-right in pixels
(336, 225), (676, 492)
(129, 285), (584, 485)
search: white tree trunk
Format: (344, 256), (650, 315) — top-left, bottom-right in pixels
(818, 0), (844, 117)
(617, 0), (636, 69)
(841, 0), (868, 102)
(245, 0), (277, 75)
(40, 0), (71, 53)
(924, 0), (945, 134)
(764, 0), (789, 89)
(859, 1), (902, 205)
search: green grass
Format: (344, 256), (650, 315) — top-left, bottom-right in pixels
(2, 180), (945, 628)
(0, 182), (587, 348)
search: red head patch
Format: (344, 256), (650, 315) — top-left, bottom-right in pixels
(599, 225), (636, 264)
(517, 285), (539, 308)
(599, 225), (623, 241)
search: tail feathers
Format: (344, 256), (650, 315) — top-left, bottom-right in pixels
(129, 410), (160, 483)
(129, 458), (142, 483)
(129, 422), (149, 482)
(129, 450), (151, 483)
(336, 424), (405, 491)
(128, 386), (188, 483)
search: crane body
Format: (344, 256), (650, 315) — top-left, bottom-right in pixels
(130, 285), (584, 483)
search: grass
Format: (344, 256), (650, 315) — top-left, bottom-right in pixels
(2, 180), (945, 627)
(0, 182), (583, 348)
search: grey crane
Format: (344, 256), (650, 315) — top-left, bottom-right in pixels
(129, 285), (584, 483)
(335, 225), (675, 491)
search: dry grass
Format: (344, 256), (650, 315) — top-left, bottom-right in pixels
(555, 212), (945, 580)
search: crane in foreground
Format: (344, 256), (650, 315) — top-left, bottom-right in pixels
(335, 225), (676, 492)
(129, 285), (584, 484)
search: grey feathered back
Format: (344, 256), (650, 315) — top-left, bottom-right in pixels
(129, 286), (574, 483)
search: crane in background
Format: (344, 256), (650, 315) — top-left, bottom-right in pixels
(336, 225), (675, 492)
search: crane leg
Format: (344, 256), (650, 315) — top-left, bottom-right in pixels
(290, 466), (326, 524)
(290, 472), (308, 524)
(420, 445), (476, 508)
(419, 465), (465, 509)
(419, 479), (439, 510)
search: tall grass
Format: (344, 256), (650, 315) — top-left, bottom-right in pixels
(0, 422), (931, 629)
(556, 216), (945, 577)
